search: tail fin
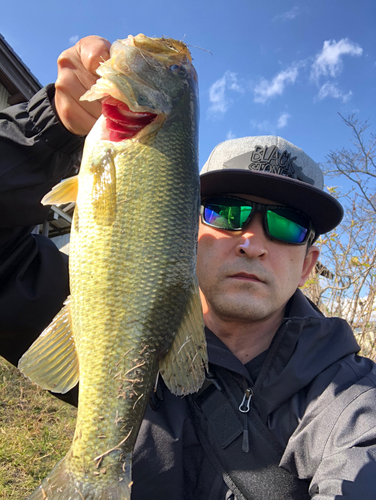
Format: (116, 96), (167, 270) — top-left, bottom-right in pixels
(28, 456), (132, 500)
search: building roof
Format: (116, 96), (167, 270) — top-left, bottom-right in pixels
(0, 34), (76, 246)
(0, 34), (42, 105)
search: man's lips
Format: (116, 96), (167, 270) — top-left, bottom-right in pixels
(229, 273), (264, 282)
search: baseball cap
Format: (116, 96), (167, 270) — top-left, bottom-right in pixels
(200, 136), (343, 236)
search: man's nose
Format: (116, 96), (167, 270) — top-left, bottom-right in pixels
(235, 213), (268, 258)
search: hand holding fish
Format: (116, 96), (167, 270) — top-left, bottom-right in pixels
(54, 35), (111, 136)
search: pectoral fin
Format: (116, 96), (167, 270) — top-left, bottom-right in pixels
(159, 278), (208, 396)
(41, 176), (78, 205)
(18, 297), (79, 394)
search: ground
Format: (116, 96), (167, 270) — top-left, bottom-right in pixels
(0, 357), (76, 499)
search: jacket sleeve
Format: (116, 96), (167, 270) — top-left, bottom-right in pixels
(0, 84), (84, 371)
(309, 380), (376, 499)
(281, 362), (376, 500)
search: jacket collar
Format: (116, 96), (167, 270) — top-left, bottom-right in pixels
(205, 289), (360, 413)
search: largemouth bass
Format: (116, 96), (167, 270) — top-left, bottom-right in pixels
(18, 33), (207, 499)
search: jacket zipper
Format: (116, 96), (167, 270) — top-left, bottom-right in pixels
(238, 387), (253, 452)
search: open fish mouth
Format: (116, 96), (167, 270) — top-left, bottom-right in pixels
(102, 96), (158, 141)
(81, 34), (198, 143)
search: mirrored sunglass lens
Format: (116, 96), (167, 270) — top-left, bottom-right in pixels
(204, 201), (252, 230)
(267, 210), (308, 243)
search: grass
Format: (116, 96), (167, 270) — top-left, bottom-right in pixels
(0, 357), (77, 499)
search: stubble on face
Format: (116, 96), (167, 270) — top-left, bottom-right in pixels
(196, 224), (311, 330)
(198, 258), (286, 325)
(196, 194), (320, 359)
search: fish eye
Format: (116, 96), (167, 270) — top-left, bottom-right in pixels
(169, 64), (188, 77)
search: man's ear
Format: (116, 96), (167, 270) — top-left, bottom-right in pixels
(298, 245), (320, 287)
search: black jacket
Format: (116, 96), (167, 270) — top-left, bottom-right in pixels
(133, 291), (376, 499)
(0, 85), (80, 363)
(1, 86), (376, 499)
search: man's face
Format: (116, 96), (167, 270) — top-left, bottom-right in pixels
(196, 194), (319, 327)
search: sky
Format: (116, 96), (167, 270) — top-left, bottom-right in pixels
(1, 0), (375, 186)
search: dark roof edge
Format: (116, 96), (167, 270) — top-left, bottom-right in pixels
(0, 34), (42, 100)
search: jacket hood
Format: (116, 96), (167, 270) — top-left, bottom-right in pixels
(206, 289), (360, 416)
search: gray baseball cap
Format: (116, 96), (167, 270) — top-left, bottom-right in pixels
(200, 135), (343, 235)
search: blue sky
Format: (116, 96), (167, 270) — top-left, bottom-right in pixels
(1, 0), (375, 184)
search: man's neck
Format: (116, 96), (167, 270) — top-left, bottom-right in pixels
(204, 312), (284, 364)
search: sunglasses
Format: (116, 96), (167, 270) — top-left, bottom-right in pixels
(201, 196), (315, 245)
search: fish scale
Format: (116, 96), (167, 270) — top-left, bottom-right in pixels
(19, 34), (206, 499)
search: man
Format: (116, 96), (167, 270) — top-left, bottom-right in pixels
(197, 136), (329, 364)
(1, 36), (376, 500)
(132, 137), (376, 500)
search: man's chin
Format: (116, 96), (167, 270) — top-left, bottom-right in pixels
(208, 296), (271, 323)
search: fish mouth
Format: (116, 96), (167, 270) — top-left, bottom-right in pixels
(102, 96), (158, 142)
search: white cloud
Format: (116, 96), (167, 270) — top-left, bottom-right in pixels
(226, 130), (236, 140)
(227, 75), (243, 93)
(311, 38), (363, 82)
(317, 82), (352, 102)
(208, 71), (244, 115)
(69, 35), (79, 46)
(253, 65), (300, 104)
(250, 112), (291, 133)
(277, 112), (291, 128)
(274, 6), (299, 22)
(250, 119), (272, 132)
(209, 76), (227, 114)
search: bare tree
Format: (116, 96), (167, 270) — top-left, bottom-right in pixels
(303, 115), (376, 359)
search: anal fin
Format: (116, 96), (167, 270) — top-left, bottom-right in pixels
(41, 175), (78, 205)
(159, 278), (208, 396)
(18, 297), (79, 394)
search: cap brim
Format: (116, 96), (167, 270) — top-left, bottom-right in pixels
(200, 169), (343, 235)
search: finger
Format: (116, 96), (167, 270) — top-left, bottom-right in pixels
(54, 92), (99, 136)
(55, 67), (101, 134)
(55, 36), (111, 134)
(77, 36), (111, 75)
(56, 37), (109, 94)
